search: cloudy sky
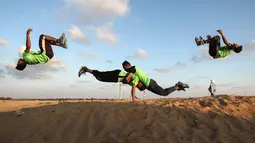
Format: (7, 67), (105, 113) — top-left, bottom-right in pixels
(0, 0), (255, 99)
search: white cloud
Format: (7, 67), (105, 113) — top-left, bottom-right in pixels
(191, 46), (213, 63)
(126, 48), (147, 60)
(18, 46), (26, 57)
(217, 82), (237, 87)
(153, 61), (187, 73)
(66, 25), (88, 44)
(200, 46), (213, 60)
(70, 84), (78, 88)
(0, 57), (66, 80)
(175, 61), (187, 68)
(196, 76), (209, 79)
(190, 55), (203, 63)
(0, 69), (5, 78)
(154, 67), (171, 73)
(242, 42), (255, 54)
(76, 80), (92, 83)
(79, 51), (99, 61)
(63, 0), (129, 24)
(0, 38), (9, 47)
(93, 22), (118, 44)
(105, 60), (113, 63)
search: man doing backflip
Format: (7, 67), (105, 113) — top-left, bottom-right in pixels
(195, 29), (243, 59)
(15, 28), (68, 71)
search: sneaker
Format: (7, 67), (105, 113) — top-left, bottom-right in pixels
(199, 36), (205, 44)
(195, 36), (206, 46)
(78, 66), (89, 77)
(176, 81), (189, 91)
(58, 33), (68, 49)
(195, 37), (201, 46)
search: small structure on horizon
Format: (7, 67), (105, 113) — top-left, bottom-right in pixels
(208, 80), (216, 96)
(119, 84), (123, 100)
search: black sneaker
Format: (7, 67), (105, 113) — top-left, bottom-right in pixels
(176, 81), (189, 91)
(78, 66), (89, 77)
(195, 37), (201, 46)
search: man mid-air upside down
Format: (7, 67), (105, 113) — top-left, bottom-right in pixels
(195, 29), (243, 59)
(15, 28), (68, 71)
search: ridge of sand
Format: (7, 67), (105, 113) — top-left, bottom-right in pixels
(0, 95), (254, 143)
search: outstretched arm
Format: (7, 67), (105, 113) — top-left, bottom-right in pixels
(25, 28), (33, 53)
(217, 30), (231, 47)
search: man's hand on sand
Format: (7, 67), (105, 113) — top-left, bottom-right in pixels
(27, 28), (33, 35)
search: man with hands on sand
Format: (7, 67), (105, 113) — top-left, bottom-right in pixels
(78, 66), (146, 102)
(122, 61), (190, 101)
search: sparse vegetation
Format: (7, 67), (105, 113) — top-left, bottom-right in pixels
(0, 97), (12, 100)
(199, 100), (213, 107)
(218, 98), (228, 106)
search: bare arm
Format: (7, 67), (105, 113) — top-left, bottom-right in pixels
(217, 30), (231, 47)
(131, 84), (136, 102)
(25, 28), (33, 53)
(125, 73), (132, 82)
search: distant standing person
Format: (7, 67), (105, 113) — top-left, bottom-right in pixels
(208, 80), (216, 96)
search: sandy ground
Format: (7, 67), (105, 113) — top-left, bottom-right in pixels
(0, 95), (255, 143)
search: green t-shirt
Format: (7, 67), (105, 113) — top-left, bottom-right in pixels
(22, 50), (50, 65)
(128, 66), (150, 88)
(216, 46), (232, 58)
(118, 71), (139, 86)
(118, 71), (126, 82)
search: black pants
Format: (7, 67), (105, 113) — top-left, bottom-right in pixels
(39, 34), (54, 59)
(208, 85), (214, 96)
(92, 69), (121, 83)
(208, 35), (220, 58)
(147, 79), (176, 96)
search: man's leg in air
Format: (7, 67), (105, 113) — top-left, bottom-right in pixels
(39, 34), (68, 49)
(39, 35), (54, 59)
(147, 80), (189, 96)
(78, 66), (120, 82)
(147, 79), (166, 95)
(196, 35), (220, 58)
(39, 34), (68, 59)
(195, 35), (212, 46)
(208, 35), (221, 58)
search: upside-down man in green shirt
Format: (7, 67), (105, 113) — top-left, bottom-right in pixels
(15, 28), (68, 71)
(195, 29), (243, 59)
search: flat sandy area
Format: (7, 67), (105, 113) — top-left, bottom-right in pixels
(0, 95), (255, 143)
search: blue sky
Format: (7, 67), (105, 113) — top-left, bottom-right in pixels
(0, 0), (254, 99)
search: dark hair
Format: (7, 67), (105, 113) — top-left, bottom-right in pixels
(233, 45), (243, 53)
(16, 59), (27, 71)
(122, 60), (130, 66)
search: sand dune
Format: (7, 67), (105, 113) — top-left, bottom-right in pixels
(0, 95), (255, 143)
